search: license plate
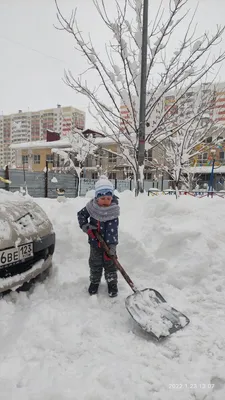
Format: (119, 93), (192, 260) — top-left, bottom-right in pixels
(0, 243), (33, 268)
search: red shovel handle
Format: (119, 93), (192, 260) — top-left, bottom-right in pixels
(95, 231), (137, 292)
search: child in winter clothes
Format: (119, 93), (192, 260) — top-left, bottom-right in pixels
(77, 175), (120, 297)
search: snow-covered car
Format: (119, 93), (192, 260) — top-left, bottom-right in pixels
(0, 189), (55, 294)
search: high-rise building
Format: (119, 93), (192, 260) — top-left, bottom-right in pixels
(119, 92), (163, 135)
(120, 104), (133, 133)
(0, 116), (4, 167)
(0, 105), (85, 167)
(164, 82), (225, 126)
(213, 83), (225, 124)
(119, 83), (225, 136)
(2, 115), (11, 168)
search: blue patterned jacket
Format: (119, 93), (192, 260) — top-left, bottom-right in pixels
(77, 196), (119, 248)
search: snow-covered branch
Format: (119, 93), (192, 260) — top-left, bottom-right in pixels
(151, 107), (225, 193)
(55, 0), (225, 190)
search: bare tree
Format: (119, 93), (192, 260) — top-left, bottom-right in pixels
(153, 112), (225, 196)
(54, 0), (225, 194)
(52, 130), (97, 195)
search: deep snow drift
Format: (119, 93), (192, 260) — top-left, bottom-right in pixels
(0, 191), (225, 400)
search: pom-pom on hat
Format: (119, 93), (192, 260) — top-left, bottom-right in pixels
(95, 175), (114, 198)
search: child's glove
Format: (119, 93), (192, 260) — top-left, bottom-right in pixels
(108, 244), (117, 257)
(81, 223), (97, 239)
(104, 245), (117, 261)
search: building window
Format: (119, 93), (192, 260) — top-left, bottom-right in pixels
(92, 172), (98, 179)
(33, 154), (40, 164)
(198, 152), (208, 163)
(46, 154), (54, 163)
(108, 153), (117, 163)
(144, 172), (152, 180)
(203, 152), (208, 161)
(109, 172), (116, 179)
(219, 151), (225, 160)
(22, 155), (28, 164)
(85, 154), (95, 168)
(145, 149), (152, 162)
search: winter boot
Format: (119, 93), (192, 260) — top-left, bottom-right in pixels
(108, 281), (118, 297)
(88, 282), (99, 295)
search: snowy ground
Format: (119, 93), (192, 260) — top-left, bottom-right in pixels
(0, 191), (225, 400)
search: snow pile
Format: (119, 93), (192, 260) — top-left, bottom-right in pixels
(0, 192), (225, 399)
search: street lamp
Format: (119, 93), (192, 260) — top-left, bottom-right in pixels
(137, 0), (149, 193)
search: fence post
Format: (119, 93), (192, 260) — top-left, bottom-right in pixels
(130, 179), (132, 191)
(5, 165), (9, 191)
(75, 175), (79, 197)
(79, 176), (81, 197)
(115, 178), (117, 190)
(45, 161), (49, 198)
(161, 174), (164, 191)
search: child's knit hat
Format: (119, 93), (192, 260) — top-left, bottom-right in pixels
(95, 175), (114, 198)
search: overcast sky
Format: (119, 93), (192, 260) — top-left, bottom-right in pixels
(0, 0), (225, 128)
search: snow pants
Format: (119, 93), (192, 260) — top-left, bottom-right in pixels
(89, 246), (118, 285)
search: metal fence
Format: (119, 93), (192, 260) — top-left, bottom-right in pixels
(0, 168), (79, 198)
(0, 168), (172, 198)
(79, 177), (171, 196)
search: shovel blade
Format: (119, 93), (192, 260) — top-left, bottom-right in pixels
(125, 288), (190, 341)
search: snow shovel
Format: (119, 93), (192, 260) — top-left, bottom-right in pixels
(95, 232), (190, 341)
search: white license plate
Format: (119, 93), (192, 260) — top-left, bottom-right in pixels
(0, 243), (33, 268)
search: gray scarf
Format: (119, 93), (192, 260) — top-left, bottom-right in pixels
(86, 198), (120, 222)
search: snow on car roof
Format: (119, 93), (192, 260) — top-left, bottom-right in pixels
(0, 189), (30, 204)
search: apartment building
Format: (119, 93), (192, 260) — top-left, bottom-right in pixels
(119, 92), (163, 134)
(120, 104), (133, 133)
(164, 82), (225, 125)
(0, 105), (85, 167)
(213, 82), (225, 124)
(1, 115), (11, 168)
(0, 117), (4, 167)
(119, 83), (225, 135)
